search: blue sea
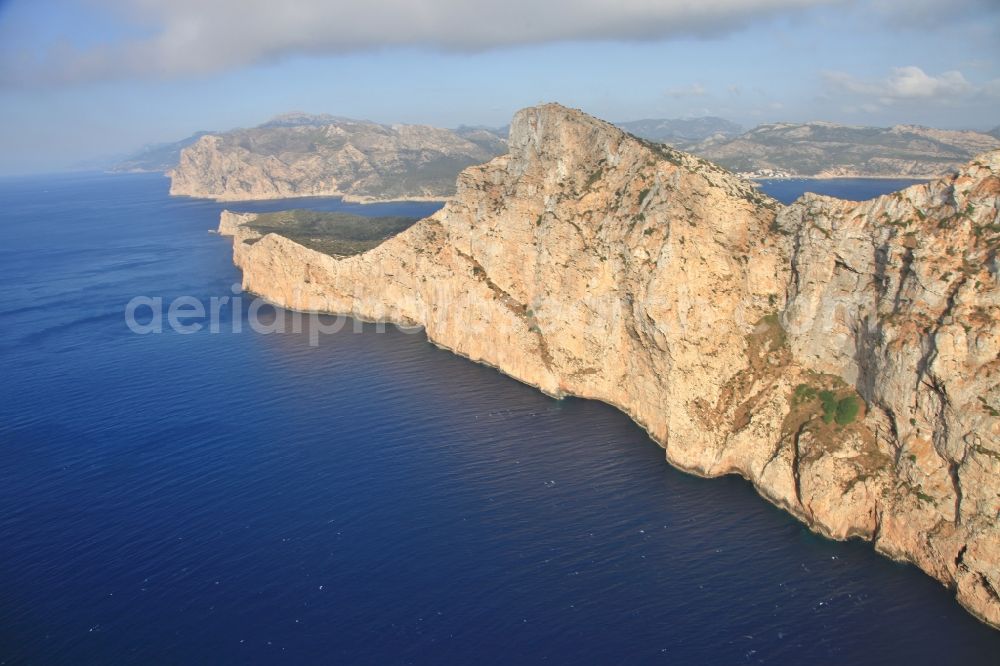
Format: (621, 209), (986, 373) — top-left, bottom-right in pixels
(1, 172), (997, 664)
(755, 177), (927, 205)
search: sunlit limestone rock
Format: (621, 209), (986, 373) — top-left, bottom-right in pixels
(219, 104), (1000, 629)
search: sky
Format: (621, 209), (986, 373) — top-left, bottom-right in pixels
(0, 0), (997, 175)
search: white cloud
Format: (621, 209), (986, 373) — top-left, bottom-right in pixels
(823, 66), (997, 108)
(665, 83), (708, 99)
(0, 0), (840, 86)
(889, 68), (972, 98)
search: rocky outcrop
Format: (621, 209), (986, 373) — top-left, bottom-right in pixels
(219, 104), (1000, 629)
(171, 119), (506, 201)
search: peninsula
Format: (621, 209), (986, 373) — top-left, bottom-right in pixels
(219, 104), (1000, 629)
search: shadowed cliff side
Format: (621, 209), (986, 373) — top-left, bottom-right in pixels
(219, 103), (1000, 629)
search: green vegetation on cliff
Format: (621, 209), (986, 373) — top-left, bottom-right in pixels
(246, 210), (420, 257)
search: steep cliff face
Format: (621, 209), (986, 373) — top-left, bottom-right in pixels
(779, 155), (1000, 624)
(171, 119), (506, 201)
(219, 104), (1000, 628)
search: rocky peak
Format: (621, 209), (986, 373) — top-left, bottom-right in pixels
(500, 103), (773, 214)
(508, 103), (623, 156)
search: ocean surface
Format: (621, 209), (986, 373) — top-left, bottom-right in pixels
(1, 172), (998, 664)
(755, 177), (928, 205)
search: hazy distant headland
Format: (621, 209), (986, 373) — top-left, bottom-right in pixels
(162, 113), (507, 202)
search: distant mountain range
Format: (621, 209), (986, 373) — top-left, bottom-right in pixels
(257, 112), (346, 128)
(116, 112), (1000, 184)
(686, 122), (1000, 178)
(615, 116), (743, 144)
(452, 125), (509, 154)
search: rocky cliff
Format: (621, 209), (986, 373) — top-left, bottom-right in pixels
(171, 118), (506, 201)
(219, 104), (1000, 629)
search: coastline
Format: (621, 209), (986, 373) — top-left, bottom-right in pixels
(169, 187), (447, 205)
(211, 105), (1000, 631)
(219, 208), (998, 630)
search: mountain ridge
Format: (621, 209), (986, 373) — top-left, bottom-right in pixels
(615, 116), (743, 144)
(690, 120), (1000, 178)
(122, 113), (998, 184)
(169, 119), (507, 201)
